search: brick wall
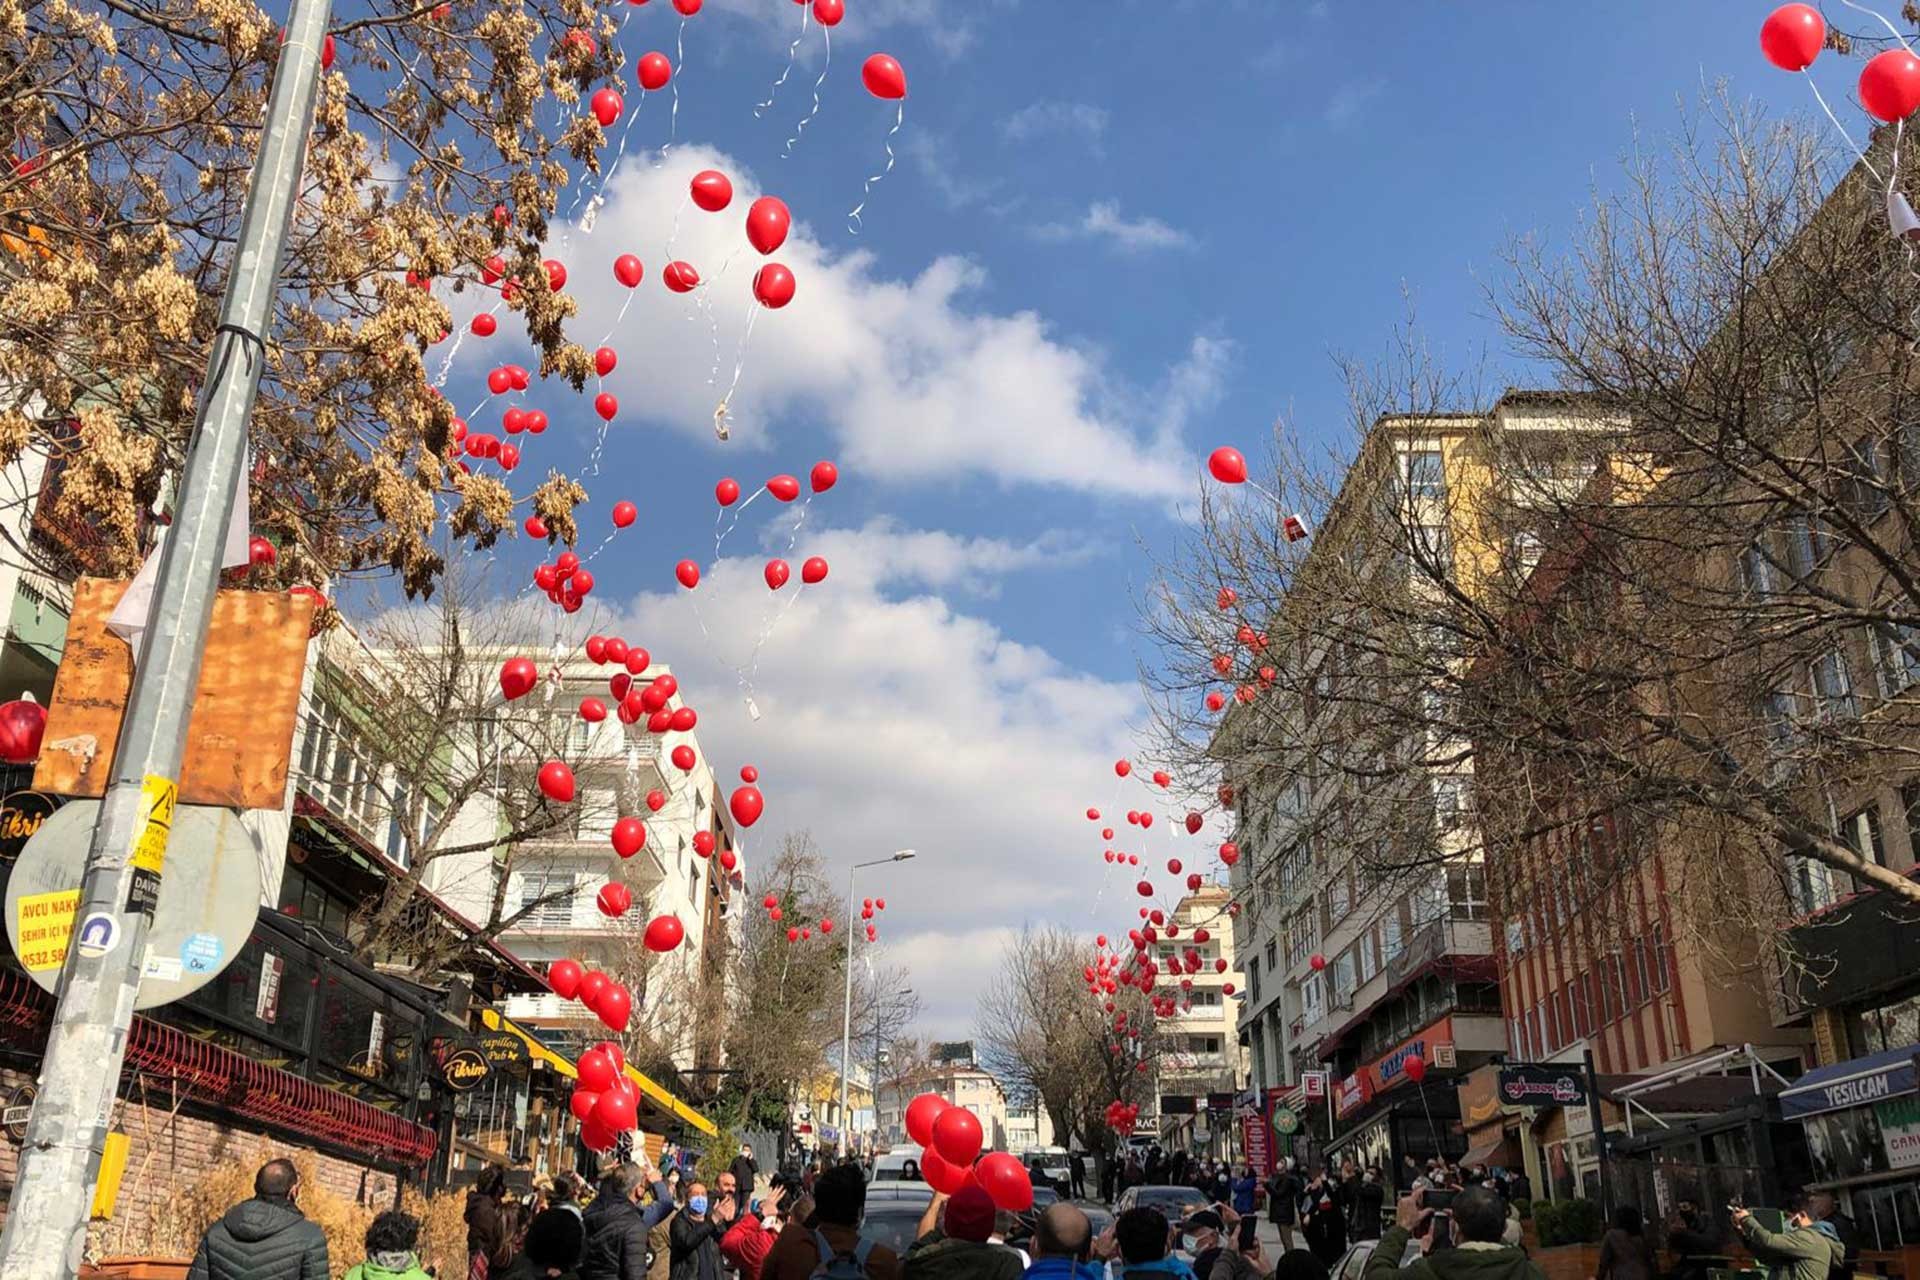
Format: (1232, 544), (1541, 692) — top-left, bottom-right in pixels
(0, 1065), (401, 1250)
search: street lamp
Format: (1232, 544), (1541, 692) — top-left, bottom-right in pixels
(839, 850), (917, 1158)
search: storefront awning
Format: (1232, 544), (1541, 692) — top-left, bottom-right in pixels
(628, 1064), (717, 1137)
(1781, 1045), (1917, 1119)
(478, 1009), (576, 1079)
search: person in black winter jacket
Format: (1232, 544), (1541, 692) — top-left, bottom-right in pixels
(729, 1146), (760, 1204)
(187, 1159), (330, 1280)
(583, 1164), (663, 1280)
(669, 1182), (734, 1280)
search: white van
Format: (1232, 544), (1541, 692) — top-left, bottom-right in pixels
(870, 1144), (927, 1182)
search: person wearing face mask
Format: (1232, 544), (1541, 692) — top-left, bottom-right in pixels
(188, 1159), (330, 1280)
(671, 1183), (734, 1280)
(583, 1164), (668, 1280)
(1732, 1196), (1844, 1280)
(764, 1163), (901, 1280)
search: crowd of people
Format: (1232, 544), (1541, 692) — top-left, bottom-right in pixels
(178, 1143), (1862, 1280)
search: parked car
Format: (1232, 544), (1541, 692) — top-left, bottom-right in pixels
(1022, 1148), (1073, 1198)
(1330, 1235), (1422, 1280)
(860, 1181), (934, 1255)
(1114, 1185), (1211, 1220)
(871, 1144), (927, 1183)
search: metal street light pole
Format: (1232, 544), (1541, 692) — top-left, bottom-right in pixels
(0, 0), (332, 1272)
(838, 850), (915, 1159)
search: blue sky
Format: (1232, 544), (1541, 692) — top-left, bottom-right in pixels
(400, 1), (1845, 1033)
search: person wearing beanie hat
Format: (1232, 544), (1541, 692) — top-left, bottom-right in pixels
(903, 1188), (1023, 1280)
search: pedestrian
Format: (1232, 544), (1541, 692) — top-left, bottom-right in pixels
(1297, 1172), (1345, 1271)
(1264, 1161), (1301, 1254)
(670, 1182), (734, 1280)
(902, 1186), (1024, 1280)
(186, 1158), (330, 1280)
(1183, 1209), (1227, 1280)
(342, 1210), (432, 1280)
(501, 1208), (590, 1280)
(469, 1165), (516, 1280)
(763, 1163), (901, 1280)
(582, 1163), (664, 1280)
(1732, 1197), (1844, 1280)
(1027, 1203), (1103, 1280)
(550, 1173), (587, 1223)
(1349, 1170), (1384, 1243)
(731, 1145), (761, 1206)
(1070, 1150), (1089, 1201)
(1231, 1168), (1259, 1218)
(1208, 1220), (1276, 1280)
(720, 1184), (789, 1280)
(1597, 1207), (1657, 1280)
(1361, 1187), (1548, 1280)
(1666, 1201), (1721, 1280)
(1108, 1207), (1196, 1280)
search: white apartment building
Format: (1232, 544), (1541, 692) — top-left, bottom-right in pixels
(1152, 885), (1245, 1155)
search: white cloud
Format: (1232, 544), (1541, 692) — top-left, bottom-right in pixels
(577, 518), (1228, 1038)
(1034, 201), (1194, 253)
(1001, 101), (1111, 151)
(531, 146), (1193, 500)
(1324, 78), (1383, 129)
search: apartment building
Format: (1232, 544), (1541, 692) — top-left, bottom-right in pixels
(1227, 391), (1624, 1179)
(1152, 886), (1246, 1156)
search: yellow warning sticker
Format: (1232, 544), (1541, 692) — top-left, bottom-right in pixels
(16, 889), (78, 972)
(130, 774), (176, 875)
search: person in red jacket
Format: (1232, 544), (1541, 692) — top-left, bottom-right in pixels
(721, 1184), (792, 1280)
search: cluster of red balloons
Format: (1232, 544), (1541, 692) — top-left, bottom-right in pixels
(1104, 1100), (1140, 1134)
(571, 1040), (639, 1151)
(1760, 5), (1920, 123)
(682, 464), (839, 592)
(859, 894), (886, 942)
(899, 1094), (1026, 1210)
(548, 959), (633, 1032)
(533, 551), (596, 613)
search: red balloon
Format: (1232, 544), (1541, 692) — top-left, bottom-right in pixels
(1136, 880), (1153, 897)
(524, 515), (548, 539)
(1115, 759), (1131, 777)
(810, 460), (839, 493)
(581, 1119), (616, 1152)
(637, 51), (672, 91)
(691, 170), (734, 212)
(787, 927), (801, 943)
(612, 255), (645, 290)
(730, 784), (765, 827)
(764, 558), (791, 590)
(976, 1151), (1034, 1212)
(1185, 812), (1203, 835)
(646, 708), (673, 733)
(931, 1105), (983, 1165)
(497, 443), (520, 472)
(716, 477), (741, 506)
(544, 259), (568, 291)
(672, 744), (696, 771)
(597, 881), (632, 918)
(1218, 841), (1240, 867)
(612, 816), (646, 857)
(904, 1092), (949, 1145)
(592, 1087), (638, 1132)
(673, 0), (701, 13)
(606, 637), (630, 663)
(862, 53), (907, 100)
(579, 1047), (618, 1092)
(246, 535), (278, 567)
(669, 706), (697, 732)
(801, 556), (829, 585)
(664, 260), (701, 292)
(597, 983), (632, 1031)
(626, 647), (652, 674)
(471, 313), (497, 338)
(548, 958), (584, 999)
(812, 0), (843, 25)
(613, 500), (638, 528)
(1309, 953), (1326, 972)
(767, 474), (801, 502)
(753, 263), (796, 309)
(644, 914), (686, 952)
(675, 559), (701, 589)
(1861, 49), (1920, 123)
(595, 393), (619, 422)
(578, 970), (610, 1008)
(1404, 1053), (1428, 1084)
(538, 760), (576, 802)
(592, 87), (624, 126)
(569, 1088), (600, 1123)
(527, 410), (548, 434)
(746, 197), (792, 255)
(1759, 4), (1824, 73)
(499, 657), (538, 700)
(1208, 447), (1248, 484)
(741, 765), (760, 783)
(693, 830), (716, 858)
(646, 788), (667, 812)
(580, 696), (608, 723)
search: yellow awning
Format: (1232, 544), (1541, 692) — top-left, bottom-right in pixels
(627, 1064), (717, 1137)
(479, 1009), (577, 1080)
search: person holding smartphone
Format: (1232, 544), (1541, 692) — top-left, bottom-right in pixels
(1731, 1195), (1844, 1280)
(1207, 1215), (1276, 1280)
(1360, 1187), (1547, 1280)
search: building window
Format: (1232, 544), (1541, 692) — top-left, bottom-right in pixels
(1266, 939), (1277, 972)
(1510, 530), (1545, 580)
(1358, 928), (1379, 985)
(1411, 522), (1453, 573)
(1447, 863), (1489, 922)
(1838, 805), (1887, 876)
(1759, 686), (1798, 748)
(1841, 435), (1891, 522)
(1504, 918), (1526, 956)
(1810, 648), (1858, 720)
(1248, 958), (1261, 1003)
(1741, 538), (1780, 597)
(1433, 776), (1471, 830)
(1302, 973), (1324, 1020)
(1328, 871), (1352, 922)
(517, 868), (582, 926)
(1403, 449), (1444, 499)
(1332, 950), (1356, 1003)
(1383, 911), (1405, 963)
(1648, 922), (1671, 993)
(1782, 513), (1833, 580)
(1870, 622), (1920, 697)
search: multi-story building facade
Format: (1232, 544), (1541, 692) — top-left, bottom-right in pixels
(1227, 392), (1623, 1180)
(874, 1042), (1009, 1151)
(1152, 886), (1245, 1156)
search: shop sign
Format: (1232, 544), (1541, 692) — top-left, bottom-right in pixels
(1457, 1066), (1504, 1127)
(1244, 1115), (1271, 1174)
(1207, 1091), (1236, 1112)
(429, 1032), (492, 1092)
(1374, 1017), (1454, 1092)
(1876, 1096), (1920, 1171)
(1335, 1071), (1374, 1119)
(1161, 1094), (1197, 1115)
(477, 1030), (532, 1078)
(1301, 1071), (1328, 1101)
(1781, 1053), (1915, 1119)
(1272, 1105), (1301, 1135)
(0, 792), (55, 863)
(1497, 1063), (1588, 1108)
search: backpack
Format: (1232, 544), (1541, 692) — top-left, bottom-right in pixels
(809, 1228), (875, 1280)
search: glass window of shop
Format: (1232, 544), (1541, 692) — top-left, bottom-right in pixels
(1853, 1180), (1920, 1250)
(1849, 995), (1920, 1057)
(178, 929), (320, 1064)
(1804, 1107), (1893, 1184)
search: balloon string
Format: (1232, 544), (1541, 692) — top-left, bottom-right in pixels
(784, 24), (830, 158)
(432, 296), (502, 389)
(663, 17), (686, 160)
(567, 91), (646, 232)
(846, 102), (902, 235)
(585, 417), (613, 479)
(716, 302), (763, 425)
(665, 192), (691, 261)
(595, 289), (639, 353)
(755, 3), (809, 118)
(1838, 0), (1914, 50)
(715, 483), (768, 558)
(741, 574), (807, 693)
(1803, 72), (1883, 181)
